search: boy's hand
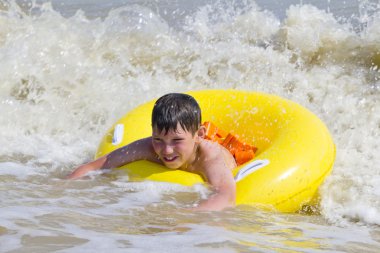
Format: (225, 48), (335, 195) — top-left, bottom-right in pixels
(191, 189), (236, 211)
(66, 166), (91, 179)
(66, 156), (107, 179)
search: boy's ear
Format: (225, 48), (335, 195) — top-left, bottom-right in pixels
(197, 125), (206, 140)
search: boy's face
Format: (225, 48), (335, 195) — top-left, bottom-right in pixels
(152, 123), (203, 169)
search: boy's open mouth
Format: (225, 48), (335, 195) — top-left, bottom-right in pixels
(163, 156), (178, 162)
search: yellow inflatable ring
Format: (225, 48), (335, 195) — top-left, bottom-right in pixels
(96, 90), (335, 212)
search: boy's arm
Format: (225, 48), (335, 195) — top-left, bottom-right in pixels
(67, 137), (158, 179)
(192, 149), (236, 211)
(193, 170), (236, 211)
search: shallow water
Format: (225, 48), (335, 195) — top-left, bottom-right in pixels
(1, 0), (380, 252)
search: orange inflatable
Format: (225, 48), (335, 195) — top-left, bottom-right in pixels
(203, 121), (257, 165)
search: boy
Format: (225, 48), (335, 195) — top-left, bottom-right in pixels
(68, 93), (237, 211)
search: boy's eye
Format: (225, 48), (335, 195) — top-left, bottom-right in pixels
(173, 138), (184, 142)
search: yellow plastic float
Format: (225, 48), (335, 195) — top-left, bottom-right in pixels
(96, 90), (335, 212)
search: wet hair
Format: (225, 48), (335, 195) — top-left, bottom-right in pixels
(152, 93), (201, 135)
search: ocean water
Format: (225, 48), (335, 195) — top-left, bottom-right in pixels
(1, 0), (380, 252)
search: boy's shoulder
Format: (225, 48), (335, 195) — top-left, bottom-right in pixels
(196, 139), (237, 175)
(199, 139), (223, 152)
(198, 139), (236, 165)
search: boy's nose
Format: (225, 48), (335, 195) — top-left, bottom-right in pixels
(163, 144), (174, 154)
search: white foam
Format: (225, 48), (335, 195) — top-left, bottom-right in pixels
(0, 162), (44, 179)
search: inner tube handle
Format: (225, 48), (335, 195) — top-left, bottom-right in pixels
(112, 124), (124, 145)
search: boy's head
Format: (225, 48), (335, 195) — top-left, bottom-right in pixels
(152, 93), (201, 135)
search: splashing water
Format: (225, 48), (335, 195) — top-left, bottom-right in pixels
(0, 0), (379, 251)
